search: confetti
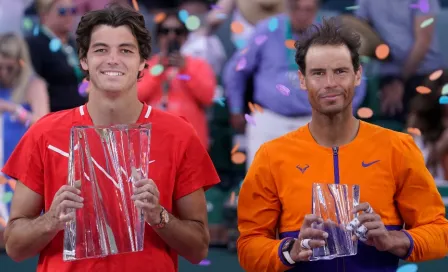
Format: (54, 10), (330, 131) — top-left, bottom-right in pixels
(132, 0), (139, 11)
(19, 59), (25, 67)
(248, 102), (256, 113)
(416, 86), (431, 94)
(185, 15), (201, 31)
(240, 48), (249, 55)
(0, 175), (7, 185)
(150, 64), (164, 76)
(211, 5), (221, 10)
(49, 38), (62, 52)
(255, 35), (268, 46)
(177, 74), (191, 80)
(357, 107), (373, 119)
(345, 5), (359, 10)
(236, 57), (246, 71)
(234, 38), (246, 49)
(0, 217), (6, 228)
(396, 263), (418, 272)
(231, 152), (246, 164)
(429, 69), (443, 81)
(231, 21), (244, 34)
(407, 127), (421, 136)
(78, 81), (89, 96)
(245, 114), (256, 126)
(420, 17), (434, 28)
(439, 96), (448, 104)
(178, 10), (189, 23)
(231, 143), (240, 154)
(441, 84), (448, 95)
(285, 39), (296, 49)
(23, 18), (33, 31)
(375, 44), (389, 60)
(268, 18), (279, 32)
(8, 179), (16, 191)
(199, 259), (211, 266)
(213, 96), (225, 107)
(1, 191), (13, 204)
(360, 56), (370, 63)
(276, 84), (291, 96)
(154, 12), (166, 23)
(254, 103), (264, 113)
(33, 25), (40, 36)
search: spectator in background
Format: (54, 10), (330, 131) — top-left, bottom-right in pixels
(0, 0), (34, 36)
(408, 71), (448, 181)
(28, 0), (87, 112)
(73, 0), (130, 14)
(355, 0), (446, 127)
(137, 11), (216, 150)
(223, 0), (367, 169)
(0, 33), (49, 248)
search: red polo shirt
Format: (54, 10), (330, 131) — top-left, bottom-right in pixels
(2, 103), (220, 272)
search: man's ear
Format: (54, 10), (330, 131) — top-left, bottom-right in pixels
(138, 59), (146, 73)
(355, 65), (363, 87)
(80, 57), (88, 71)
(298, 69), (307, 90)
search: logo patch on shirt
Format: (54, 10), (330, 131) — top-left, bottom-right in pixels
(362, 160), (380, 168)
(296, 164), (309, 174)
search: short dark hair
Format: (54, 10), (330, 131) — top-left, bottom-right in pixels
(295, 18), (361, 74)
(76, 3), (151, 79)
(154, 10), (189, 40)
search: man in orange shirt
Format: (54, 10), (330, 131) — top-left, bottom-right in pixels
(2, 4), (220, 271)
(237, 18), (448, 272)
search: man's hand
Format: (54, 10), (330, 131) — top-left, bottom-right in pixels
(289, 214), (328, 262)
(349, 202), (392, 251)
(168, 52), (186, 69)
(44, 184), (84, 232)
(381, 79), (404, 116)
(230, 113), (246, 133)
(132, 178), (163, 226)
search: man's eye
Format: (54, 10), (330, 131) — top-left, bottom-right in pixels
(121, 49), (132, 54)
(94, 49), (106, 53)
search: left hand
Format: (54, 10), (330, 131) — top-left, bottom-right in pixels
(349, 202), (393, 252)
(380, 79), (404, 116)
(131, 178), (163, 226)
(168, 52), (186, 69)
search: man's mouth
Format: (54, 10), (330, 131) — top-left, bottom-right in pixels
(101, 71), (124, 76)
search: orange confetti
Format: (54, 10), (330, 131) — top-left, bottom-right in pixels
(284, 39), (296, 49)
(0, 175), (7, 185)
(248, 102), (255, 113)
(229, 191), (236, 205)
(429, 70), (443, 81)
(230, 21), (244, 34)
(132, 0), (139, 11)
(254, 104), (264, 113)
(231, 143), (240, 154)
(0, 217), (6, 228)
(231, 152), (246, 164)
(154, 12), (166, 23)
(375, 44), (390, 60)
(8, 179), (16, 191)
(357, 107), (373, 119)
(241, 48), (249, 55)
(407, 127), (421, 136)
(416, 86), (431, 94)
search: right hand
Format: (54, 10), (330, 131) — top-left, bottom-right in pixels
(289, 215), (328, 262)
(380, 79), (404, 116)
(230, 113), (246, 133)
(45, 184), (84, 232)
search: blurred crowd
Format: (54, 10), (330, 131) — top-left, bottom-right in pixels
(0, 0), (448, 253)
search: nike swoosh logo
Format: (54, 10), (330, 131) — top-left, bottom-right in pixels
(362, 160), (380, 167)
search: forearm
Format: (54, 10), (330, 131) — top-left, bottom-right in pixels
(154, 213), (209, 264)
(4, 214), (58, 262)
(387, 230), (411, 258)
(402, 40), (430, 80)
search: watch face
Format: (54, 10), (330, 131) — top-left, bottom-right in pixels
(282, 239), (293, 251)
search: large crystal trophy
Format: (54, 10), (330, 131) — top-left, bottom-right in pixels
(310, 183), (360, 261)
(63, 124), (151, 261)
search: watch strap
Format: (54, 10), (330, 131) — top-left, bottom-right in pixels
(281, 238), (297, 265)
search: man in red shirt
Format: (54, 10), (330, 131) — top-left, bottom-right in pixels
(2, 4), (220, 272)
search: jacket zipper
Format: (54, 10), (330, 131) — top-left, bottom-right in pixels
(332, 147), (340, 184)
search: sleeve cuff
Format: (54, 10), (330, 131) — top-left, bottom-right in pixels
(400, 229), (414, 260)
(278, 238), (296, 267)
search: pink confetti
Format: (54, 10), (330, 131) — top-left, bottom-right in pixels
(236, 57), (246, 71)
(276, 84), (291, 96)
(199, 259), (211, 266)
(177, 74), (191, 80)
(244, 114), (256, 126)
(78, 81), (89, 97)
(255, 35), (268, 46)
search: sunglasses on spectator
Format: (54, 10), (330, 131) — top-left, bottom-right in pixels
(0, 64), (16, 73)
(158, 27), (187, 36)
(58, 6), (77, 16)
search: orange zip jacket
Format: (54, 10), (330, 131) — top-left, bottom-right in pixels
(137, 55), (216, 149)
(237, 121), (448, 272)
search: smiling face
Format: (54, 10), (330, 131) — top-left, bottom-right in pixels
(299, 44), (362, 116)
(80, 25), (146, 95)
